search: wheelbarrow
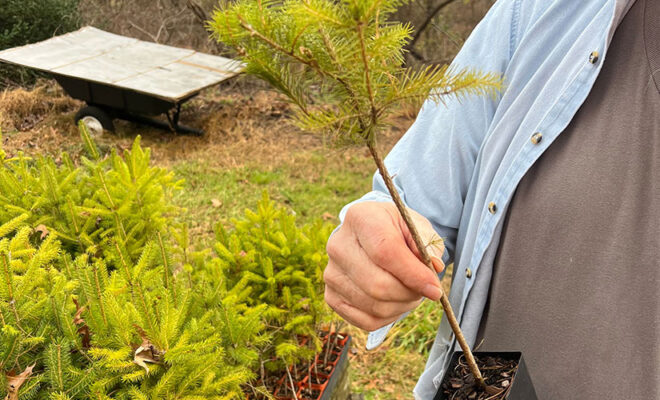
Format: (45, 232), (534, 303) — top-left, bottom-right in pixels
(0, 26), (244, 136)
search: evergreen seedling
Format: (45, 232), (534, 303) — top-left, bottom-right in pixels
(211, 0), (502, 389)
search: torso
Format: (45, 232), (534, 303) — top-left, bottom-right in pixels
(477, 0), (660, 398)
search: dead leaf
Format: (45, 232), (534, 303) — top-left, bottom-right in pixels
(133, 326), (163, 373)
(210, 198), (222, 208)
(34, 224), (49, 239)
(4, 364), (35, 400)
(72, 298), (91, 349)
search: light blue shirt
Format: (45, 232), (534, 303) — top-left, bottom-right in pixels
(337, 0), (635, 398)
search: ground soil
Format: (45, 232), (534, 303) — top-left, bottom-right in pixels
(439, 354), (518, 400)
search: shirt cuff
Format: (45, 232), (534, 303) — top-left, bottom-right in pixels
(366, 311), (411, 350)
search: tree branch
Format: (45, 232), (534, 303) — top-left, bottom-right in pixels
(405, 0), (459, 57)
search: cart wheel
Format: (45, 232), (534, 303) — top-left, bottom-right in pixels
(75, 106), (114, 136)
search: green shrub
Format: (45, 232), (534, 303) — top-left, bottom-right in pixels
(0, 0), (81, 86)
(0, 124), (182, 263)
(0, 126), (334, 398)
(211, 192), (334, 372)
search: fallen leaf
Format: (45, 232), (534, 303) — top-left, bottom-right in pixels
(34, 224), (49, 239)
(450, 377), (464, 389)
(72, 298), (91, 349)
(133, 326), (163, 373)
(211, 198), (222, 208)
(4, 364), (35, 400)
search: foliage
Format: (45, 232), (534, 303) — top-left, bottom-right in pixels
(0, 0), (81, 86)
(210, 0), (501, 146)
(0, 125), (332, 399)
(391, 300), (443, 354)
(210, 192), (334, 371)
(0, 123), (182, 264)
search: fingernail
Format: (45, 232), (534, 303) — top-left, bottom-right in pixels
(423, 284), (442, 301)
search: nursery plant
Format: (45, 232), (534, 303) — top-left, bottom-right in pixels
(210, 192), (339, 398)
(0, 135), (263, 399)
(0, 125), (339, 399)
(0, 123), (182, 263)
(210, 0), (504, 396)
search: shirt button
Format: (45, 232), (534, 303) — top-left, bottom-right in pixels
(589, 51), (599, 64)
(488, 202), (497, 214)
(466, 268), (473, 278)
(531, 132), (543, 144)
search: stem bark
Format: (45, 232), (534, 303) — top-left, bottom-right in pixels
(366, 141), (486, 390)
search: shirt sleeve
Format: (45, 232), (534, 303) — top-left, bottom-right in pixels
(336, 0), (523, 350)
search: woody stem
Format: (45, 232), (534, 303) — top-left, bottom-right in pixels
(366, 140), (486, 390)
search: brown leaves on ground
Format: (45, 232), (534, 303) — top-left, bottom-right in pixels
(4, 364), (35, 400)
(0, 82), (77, 133)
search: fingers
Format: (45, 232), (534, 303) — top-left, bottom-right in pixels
(324, 279), (421, 331)
(324, 258), (421, 319)
(324, 201), (446, 332)
(348, 207), (443, 300)
(326, 227), (420, 303)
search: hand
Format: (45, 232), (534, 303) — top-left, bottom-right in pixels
(324, 201), (445, 332)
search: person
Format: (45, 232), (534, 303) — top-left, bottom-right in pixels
(323, 0), (660, 398)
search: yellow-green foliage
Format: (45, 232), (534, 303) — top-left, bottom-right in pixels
(0, 126), (333, 399)
(210, 0), (502, 145)
(0, 123), (182, 262)
(211, 192), (334, 371)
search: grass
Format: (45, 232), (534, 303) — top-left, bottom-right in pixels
(171, 151), (374, 243)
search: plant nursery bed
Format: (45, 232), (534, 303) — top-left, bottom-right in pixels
(434, 352), (537, 400)
(253, 331), (351, 400)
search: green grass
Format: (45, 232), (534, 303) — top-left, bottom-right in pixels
(171, 150), (375, 243)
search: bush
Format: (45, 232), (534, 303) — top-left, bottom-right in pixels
(0, 126), (334, 399)
(212, 192), (334, 372)
(0, 0), (82, 86)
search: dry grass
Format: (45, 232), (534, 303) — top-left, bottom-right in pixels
(0, 81), (78, 133)
(0, 79), (406, 169)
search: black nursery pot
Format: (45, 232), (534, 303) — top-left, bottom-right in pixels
(433, 351), (538, 400)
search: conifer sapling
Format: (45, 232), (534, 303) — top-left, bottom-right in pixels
(211, 0), (502, 390)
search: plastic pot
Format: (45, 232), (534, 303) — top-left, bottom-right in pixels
(433, 351), (538, 400)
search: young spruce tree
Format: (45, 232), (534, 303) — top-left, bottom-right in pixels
(210, 0), (502, 388)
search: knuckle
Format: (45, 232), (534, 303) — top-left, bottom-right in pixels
(325, 235), (341, 260)
(344, 204), (363, 223)
(371, 235), (397, 266)
(364, 274), (389, 300)
(324, 289), (339, 311)
(323, 265), (338, 287)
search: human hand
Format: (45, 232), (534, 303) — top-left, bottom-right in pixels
(324, 201), (445, 331)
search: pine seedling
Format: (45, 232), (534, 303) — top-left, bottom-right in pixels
(211, 0), (502, 388)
